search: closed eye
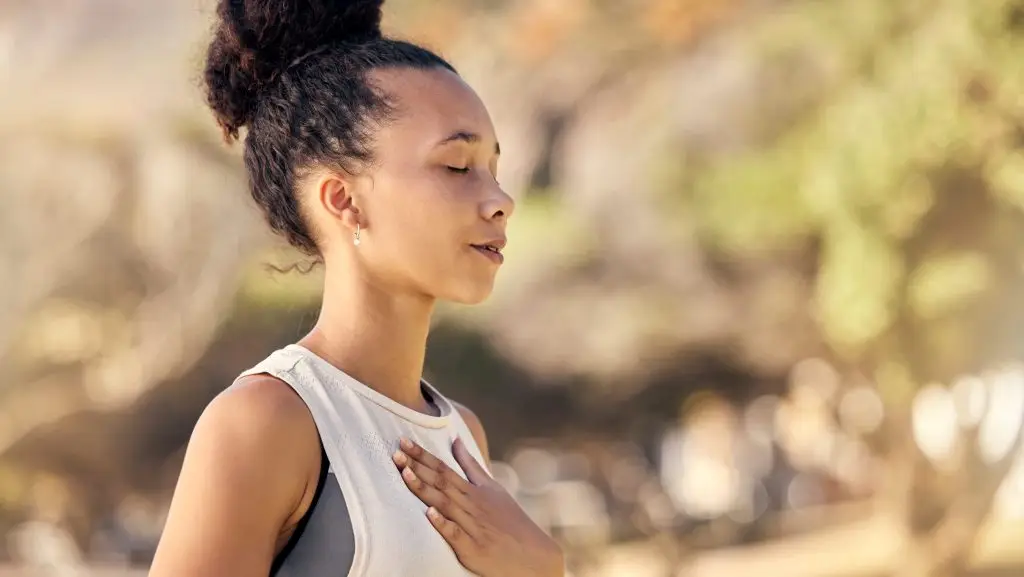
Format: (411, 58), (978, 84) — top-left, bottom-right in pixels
(447, 166), (470, 174)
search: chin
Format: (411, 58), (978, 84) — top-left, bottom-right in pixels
(443, 281), (496, 306)
(448, 289), (493, 306)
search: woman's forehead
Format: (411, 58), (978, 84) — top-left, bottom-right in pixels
(370, 67), (496, 143)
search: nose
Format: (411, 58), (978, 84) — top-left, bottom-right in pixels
(480, 182), (515, 222)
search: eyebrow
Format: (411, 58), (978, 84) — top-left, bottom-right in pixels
(437, 131), (501, 155)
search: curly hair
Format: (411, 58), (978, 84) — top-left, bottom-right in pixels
(203, 0), (456, 256)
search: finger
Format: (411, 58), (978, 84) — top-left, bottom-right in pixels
(395, 450), (475, 496)
(393, 451), (477, 512)
(427, 506), (477, 555)
(400, 466), (482, 535)
(452, 437), (490, 485)
(398, 438), (472, 492)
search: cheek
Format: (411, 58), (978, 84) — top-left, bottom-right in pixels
(371, 175), (461, 262)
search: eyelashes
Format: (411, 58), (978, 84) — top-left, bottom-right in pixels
(446, 165), (501, 186)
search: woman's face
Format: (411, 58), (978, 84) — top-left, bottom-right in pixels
(311, 67), (514, 305)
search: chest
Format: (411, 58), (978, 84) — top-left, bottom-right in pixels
(330, 422), (482, 576)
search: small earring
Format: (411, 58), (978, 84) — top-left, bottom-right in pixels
(353, 223), (362, 246)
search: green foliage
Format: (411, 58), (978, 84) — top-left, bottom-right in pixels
(691, 0), (1024, 377)
(907, 251), (993, 320)
(815, 220), (904, 356)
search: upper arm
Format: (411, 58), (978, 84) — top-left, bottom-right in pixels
(149, 377), (320, 577)
(453, 401), (490, 467)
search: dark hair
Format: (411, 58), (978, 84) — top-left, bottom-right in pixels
(203, 0), (456, 256)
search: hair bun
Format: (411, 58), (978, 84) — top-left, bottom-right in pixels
(204, 0), (385, 139)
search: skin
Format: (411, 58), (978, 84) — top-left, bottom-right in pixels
(149, 67), (563, 577)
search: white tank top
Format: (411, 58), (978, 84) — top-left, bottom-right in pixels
(234, 344), (486, 577)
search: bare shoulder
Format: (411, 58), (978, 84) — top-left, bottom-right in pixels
(149, 374), (320, 577)
(208, 374), (318, 442)
(193, 374), (321, 477)
(452, 401), (490, 465)
(202, 373), (323, 504)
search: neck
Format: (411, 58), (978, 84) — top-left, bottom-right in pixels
(299, 262), (435, 414)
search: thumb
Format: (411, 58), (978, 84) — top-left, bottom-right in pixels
(452, 437), (489, 485)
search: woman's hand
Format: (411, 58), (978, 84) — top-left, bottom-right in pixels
(393, 437), (565, 577)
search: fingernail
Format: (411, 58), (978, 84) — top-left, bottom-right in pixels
(427, 507), (440, 519)
(400, 438), (413, 450)
(393, 451), (407, 466)
(403, 467), (416, 481)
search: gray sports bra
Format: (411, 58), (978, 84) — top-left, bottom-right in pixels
(271, 446), (355, 577)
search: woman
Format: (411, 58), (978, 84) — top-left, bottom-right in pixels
(148, 1), (564, 576)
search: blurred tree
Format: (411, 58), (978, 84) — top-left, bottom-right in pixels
(0, 0), (265, 544)
(691, 0), (1024, 575)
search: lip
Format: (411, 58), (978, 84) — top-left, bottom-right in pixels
(470, 238), (506, 265)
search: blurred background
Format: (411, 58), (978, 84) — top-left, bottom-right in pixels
(2, 0), (1024, 576)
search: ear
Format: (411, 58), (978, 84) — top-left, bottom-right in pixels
(315, 171), (362, 233)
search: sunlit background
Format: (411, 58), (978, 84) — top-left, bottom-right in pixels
(2, 1), (1024, 576)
